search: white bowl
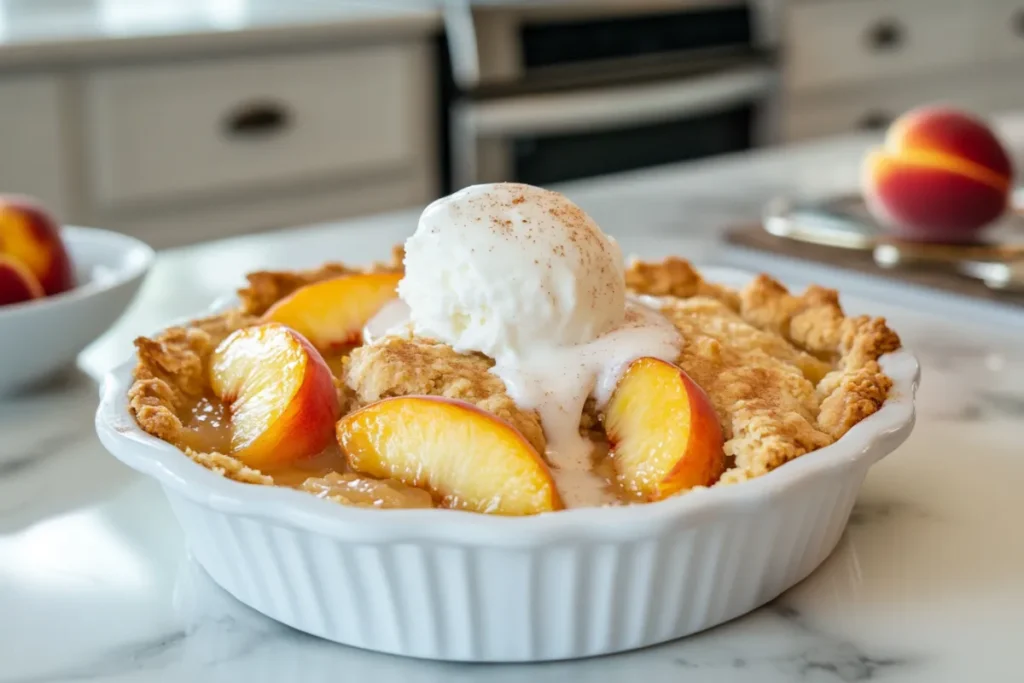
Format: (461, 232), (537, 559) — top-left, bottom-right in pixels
(0, 226), (153, 395)
(94, 268), (919, 662)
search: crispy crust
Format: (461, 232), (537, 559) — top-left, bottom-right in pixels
(656, 296), (832, 477)
(129, 257), (398, 486)
(128, 310), (254, 445)
(625, 257), (900, 480)
(626, 256), (742, 311)
(345, 334), (547, 456)
(130, 247), (900, 494)
(238, 245), (404, 315)
(185, 448), (274, 485)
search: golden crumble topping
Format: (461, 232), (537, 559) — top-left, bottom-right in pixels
(655, 296), (831, 476)
(626, 258), (898, 479)
(129, 310), (254, 444)
(129, 249), (900, 505)
(238, 245), (404, 315)
(345, 335), (546, 456)
(626, 256), (741, 311)
(185, 448), (274, 486)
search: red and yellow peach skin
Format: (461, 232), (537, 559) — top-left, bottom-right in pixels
(0, 196), (74, 296)
(261, 273), (402, 351)
(605, 357), (725, 501)
(0, 254), (45, 306)
(862, 107), (1013, 242)
(337, 395), (562, 515)
(210, 323), (340, 470)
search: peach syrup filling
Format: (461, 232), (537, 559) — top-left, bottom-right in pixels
(175, 395), (231, 454)
(173, 357), (641, 509)
(171, 351), (434, 509)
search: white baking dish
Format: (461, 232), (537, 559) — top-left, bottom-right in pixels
(94, 268), (919, 662)
(0, 226), (152, 395)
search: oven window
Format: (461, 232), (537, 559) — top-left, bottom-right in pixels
(512, 105), (754, 186)
(521, 7), (752, 69)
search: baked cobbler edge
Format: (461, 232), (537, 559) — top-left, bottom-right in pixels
(127, 251), (900, 497)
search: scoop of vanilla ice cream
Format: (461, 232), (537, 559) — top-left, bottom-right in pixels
(398, 183), (626, 359)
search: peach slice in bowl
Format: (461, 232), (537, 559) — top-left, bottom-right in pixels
(0, 254), (45, 306)
(0, 194), (74, 297)
(0, 226), (153, 394)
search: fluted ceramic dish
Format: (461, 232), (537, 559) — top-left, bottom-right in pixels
(95, 267), (919, 662)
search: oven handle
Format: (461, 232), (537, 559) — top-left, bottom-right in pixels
(457, 65), (777, 137)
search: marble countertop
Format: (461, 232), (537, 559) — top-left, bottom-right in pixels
(0, 0), (440, 68)
(3, 129), (1024, 682)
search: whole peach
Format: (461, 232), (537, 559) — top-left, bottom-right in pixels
(0, 195), (74, 296)
(862, 107), (1013, 242)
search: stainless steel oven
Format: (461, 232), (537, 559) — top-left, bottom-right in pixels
(439, 0), (782, 191)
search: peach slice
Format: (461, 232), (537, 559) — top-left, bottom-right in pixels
(210, 323), (340, 469)
(0, 254), (45, 306)
(336, 396), (562, 515)
(261, 273), (403, 351)
(862, 107), (1013, 242)
(605, 357), (725, 501)
(0, 195), (74, 296)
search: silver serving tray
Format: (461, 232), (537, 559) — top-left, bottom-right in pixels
(763, 194), (1024, 291)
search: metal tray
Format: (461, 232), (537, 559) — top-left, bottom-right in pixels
(762, 194), (1024, 291)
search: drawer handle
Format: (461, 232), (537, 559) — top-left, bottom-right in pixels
(224, 100), (292, 139)
(1013, 9), (1024, 37)
(857, 111), (892, 131)
(865, 19), (905, 52)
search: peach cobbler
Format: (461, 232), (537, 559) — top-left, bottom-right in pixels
(129, 183), (900, 516)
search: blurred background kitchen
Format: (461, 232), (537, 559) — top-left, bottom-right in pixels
(1, 0), (1021, 248)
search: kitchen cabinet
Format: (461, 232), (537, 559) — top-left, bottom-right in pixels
(85, 46), (422, 209)
(783, 0), (1024, 141)
(0, 75), (69, 217)
(785, 60), (1024, 140)
(0, 6), (438, 248)
(787, 0), (978, 91)
(79, 42), (436, 247)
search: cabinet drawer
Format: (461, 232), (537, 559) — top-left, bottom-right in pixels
(787, 0), (979, 90)
(784, 62), (1024, 141)
(981, 0), (1024, 62)
(0, 76), (68, 217)
(84, 45), (421, 208)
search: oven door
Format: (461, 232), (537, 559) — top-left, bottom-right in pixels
(449, 52), (778, 189)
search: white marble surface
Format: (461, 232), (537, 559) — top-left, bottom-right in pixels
(0, 0), (439, 67)
(3, 130), (1024, 682)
